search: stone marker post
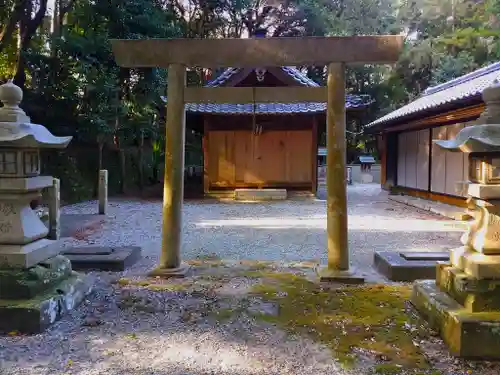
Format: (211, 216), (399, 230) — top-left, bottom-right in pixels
(47, 178), (60, 240)
(98, 169), (108, 215)
(0, 80), (92, 333)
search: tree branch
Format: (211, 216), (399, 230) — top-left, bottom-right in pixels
(0, 0), (28, 54)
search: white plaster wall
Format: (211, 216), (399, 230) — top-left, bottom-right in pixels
(430, 124), (470, 197)
(445, 124), (465, 195)
(431, 127), (447, 194)
(397, 132), (406, 187)
(395, 124), (470, 197)
(405, 131), (418, 188)
(416, 129), (430, 190)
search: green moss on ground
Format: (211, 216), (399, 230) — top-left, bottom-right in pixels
(249, 272), (429, 370)
(186, 254), (225, 267)
(115, 278), (188, 292)
(374, 364), (404, 374)
(238, 259), (273, 271)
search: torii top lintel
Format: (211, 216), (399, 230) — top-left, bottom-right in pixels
(110, 36), (404, 68)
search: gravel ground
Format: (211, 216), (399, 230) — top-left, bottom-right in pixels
(1, 183), (495, 375)
(58, 184), (466, 281)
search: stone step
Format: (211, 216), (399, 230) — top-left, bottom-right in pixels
(234, 189), (287, 201)
(204, 191), (235, 200)
(411, 279), (500, 358)
(436, 262), (500, 312)
(389, 194), (471, 221)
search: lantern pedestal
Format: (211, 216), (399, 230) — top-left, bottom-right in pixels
(0, 81), (91, 333)
(411, 80), (500, 358)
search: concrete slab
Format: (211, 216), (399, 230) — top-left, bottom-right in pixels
(389, 194), (471, 221)
(62, 246), (141, 271)
(374, 251), (449, 281)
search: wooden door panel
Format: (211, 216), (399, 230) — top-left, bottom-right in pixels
(209, 129), (313, 187)
(208, 131), (236, 186)
(286, 130), (312, 182)
(254, 131), (287, 182)
(234, 131), (252, 183)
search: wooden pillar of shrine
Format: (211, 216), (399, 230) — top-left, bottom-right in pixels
(150, 63), (189, 277)
(319, 63), (364, 283)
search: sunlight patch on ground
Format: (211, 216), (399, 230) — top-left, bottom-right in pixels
(194, 216), (464, 232)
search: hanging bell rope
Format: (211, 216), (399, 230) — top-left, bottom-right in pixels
(252, 86), (257, 135)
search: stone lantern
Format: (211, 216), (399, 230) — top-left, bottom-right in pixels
(0, 80), (91, 333)
(411, 80), (500, 358)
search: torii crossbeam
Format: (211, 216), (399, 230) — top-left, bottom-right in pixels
(111, 35), (403, 281)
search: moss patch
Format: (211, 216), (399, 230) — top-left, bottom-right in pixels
(238, 259), (273, 271)
(115, 278), (188, 292)
(249, 272), (429, 369)
(374, 364), (404, 374)
(186, 254), (225, 268)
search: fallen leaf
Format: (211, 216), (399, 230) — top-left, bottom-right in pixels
(7, 331), (18, 336)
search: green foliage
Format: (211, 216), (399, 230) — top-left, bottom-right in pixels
(1, 0), (500, 198)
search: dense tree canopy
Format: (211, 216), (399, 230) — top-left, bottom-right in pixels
(1, 0), (500, 200)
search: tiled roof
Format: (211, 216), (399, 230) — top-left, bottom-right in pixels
(206, 66), (321, 88)
(366, 61), (500, 130)
(185, 95), (372, 114)
(182, 67), (373, 114)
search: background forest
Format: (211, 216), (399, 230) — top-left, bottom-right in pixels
(1, 0), (500, 201)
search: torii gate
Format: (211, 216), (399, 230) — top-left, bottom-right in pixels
(111, 36), (403, 281)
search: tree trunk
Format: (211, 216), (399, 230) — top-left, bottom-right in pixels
(138, 131), (145, 190)
(115, 135), (126, 195)
(98, 142), (104, 170)
(13, 0), (48, 90)
(120, 148), (126, 194)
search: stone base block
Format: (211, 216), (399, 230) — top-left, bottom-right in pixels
(0, 239), (62, 269)
(149, 263), (190, 278)
(234, 189), (287, 201)
(411, 279), (500, 358)
(466, 183), (500, 200)
(62, 246), (141, 271)
(436, 262), (500, 312)
(450, 246), (500, 279)
(0, 272), (92, 334)
(0, 255), (72, 299)
(374, 251), (449, 282)
(318, 267), (365, 284)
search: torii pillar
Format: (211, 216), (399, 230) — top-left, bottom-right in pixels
(110, 36), (403, 280)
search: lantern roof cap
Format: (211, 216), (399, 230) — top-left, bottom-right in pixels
(0, 80), (72, 148)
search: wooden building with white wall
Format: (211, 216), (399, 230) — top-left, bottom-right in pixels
(365, 62), (500, 207)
